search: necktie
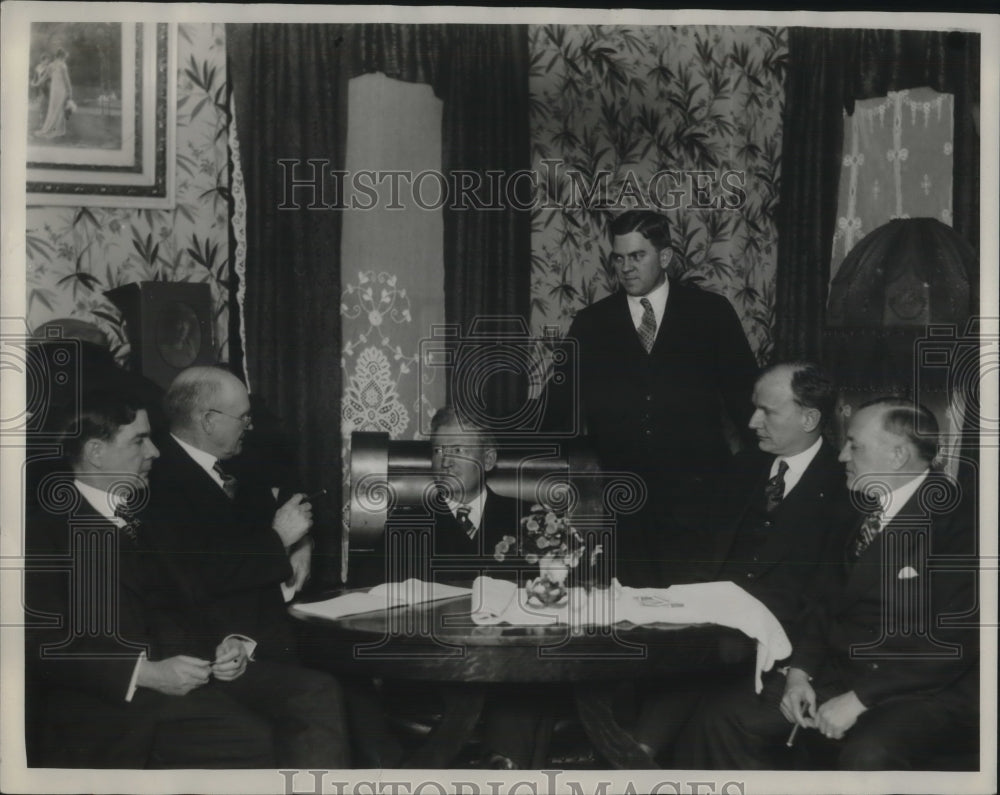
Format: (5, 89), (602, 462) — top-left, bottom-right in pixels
(764, 459), (789, 512)
(114, 505), (141, 542)
(456, 505), (477, 539)
(637, 298), (657, 353)
(213, 461), (238, 500)
(850, 509), (884, 561)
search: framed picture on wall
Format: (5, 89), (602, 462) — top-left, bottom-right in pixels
(26, 21), (176, 208)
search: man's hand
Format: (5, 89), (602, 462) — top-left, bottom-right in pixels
(780, 667), (817, 728)
(211, 637), (249, 682)
(272, 494), (312, 547)
(136, 655), (211, 696)
(286, 536), (314, 594)
(815, 691), (867, 739)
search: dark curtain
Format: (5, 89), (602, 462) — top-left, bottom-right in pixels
(441, 25), (533, 420)
(347, 23), (533, 418)
(773, 28), (980, 362)
(227, 24), (531, 581)
(227, 24), (351, 585)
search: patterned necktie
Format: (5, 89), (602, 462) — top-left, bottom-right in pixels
(456, 505), (477, 539)
(637, 297), (657, 353)
(114, 504), (141, 542)
(850, 509), (884, 561)
(213, 461), (238, 500)
(764, 459), (789, 512)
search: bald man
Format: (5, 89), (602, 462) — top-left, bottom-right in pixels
(148, 366), (313, 662)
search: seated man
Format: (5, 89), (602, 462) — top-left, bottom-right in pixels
(631, 361), (851, 761)
(681, 397), (978, 770)
(149, 366), (314, 661)
(347, 407), (541, 769)
(25, 391), (346, 768)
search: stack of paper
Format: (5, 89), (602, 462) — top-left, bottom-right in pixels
(291, 579), (470, 620)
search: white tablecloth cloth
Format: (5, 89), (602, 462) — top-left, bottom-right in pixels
(470, 577), (791, 692)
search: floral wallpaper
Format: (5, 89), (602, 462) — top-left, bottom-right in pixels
(25, 23), (231, 362)
(528, 25), (787, 371)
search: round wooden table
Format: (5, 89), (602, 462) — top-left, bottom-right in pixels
(293, 592), (754, 768)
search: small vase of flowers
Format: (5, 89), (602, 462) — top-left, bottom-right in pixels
(494, 503), (603, 607)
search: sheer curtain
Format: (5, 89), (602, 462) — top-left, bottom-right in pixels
(773, 28), (979, 362)
(227, 23), (531, 583)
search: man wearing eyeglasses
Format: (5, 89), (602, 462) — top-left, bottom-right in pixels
(148, 366), (314, 662)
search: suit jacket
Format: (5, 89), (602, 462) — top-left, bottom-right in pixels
(557, 282), (758, 487)
(351, 486), (524, 587)
(147, 434), (296, 662)
(705, 440), (852, 636)
(789, 473), (978, 709)
(24, 484), (220, 766)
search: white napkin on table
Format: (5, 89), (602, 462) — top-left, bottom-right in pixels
(469, 576), (790, 693)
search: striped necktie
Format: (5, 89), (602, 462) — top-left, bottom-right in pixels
(637, 297), (657, 353)
(850, 509), (884, 561)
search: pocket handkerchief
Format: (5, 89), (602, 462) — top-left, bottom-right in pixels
(897, 566), (919, 580)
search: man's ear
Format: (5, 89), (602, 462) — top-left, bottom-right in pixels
(801, 407), (821, 434)
(82, 438), (105, 469)
(889, 442), (912, 471)
(483, 447), (497, 472)
(659, 247), (673, 271)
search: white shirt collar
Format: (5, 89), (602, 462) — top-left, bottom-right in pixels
(444, 488), (488, 534)
(626, 277), (670, 334)
(877, 470), (930, 524)
(769, 436), (823, 498)
(74, 479), (125, 525)
(172, 433), (227, 489)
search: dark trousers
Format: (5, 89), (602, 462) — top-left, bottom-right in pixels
(216, 659), (350, 768)
(679, 670), (976, 770)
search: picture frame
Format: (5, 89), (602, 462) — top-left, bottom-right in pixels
(26, 21), (176, 208)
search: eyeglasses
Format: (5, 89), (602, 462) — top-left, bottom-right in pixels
(207, 408), (253, 428)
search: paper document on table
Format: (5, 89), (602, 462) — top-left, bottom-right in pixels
(291, 579), (471, 620)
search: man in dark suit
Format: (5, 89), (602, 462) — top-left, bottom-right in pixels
(554, 209), (758, 586)
(348, 407), (538, 769)
(631, 361), (851, 761)
(683, 398), (978, 769)
(148, 366), (314, 661)
(23, 392), (317, 767)
(146, 366), (351, 767)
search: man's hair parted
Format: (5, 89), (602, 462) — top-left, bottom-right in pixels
(60, 389), (142, 466)
(609, 210), (672, 253)
(860, 396), (940, 464)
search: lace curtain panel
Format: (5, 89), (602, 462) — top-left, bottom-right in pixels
(831, 86), (955, 280)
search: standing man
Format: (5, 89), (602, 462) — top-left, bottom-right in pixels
(554, 209), (758, 586)
(631, 361), (851, 761)
(683, 398), (978, 770)
(148, 366), (315, 661)
(24, 391), (339, 768)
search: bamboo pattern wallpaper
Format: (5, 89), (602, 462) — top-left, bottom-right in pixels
(25, 23), (231, 362)
(528, 25), (787, 366)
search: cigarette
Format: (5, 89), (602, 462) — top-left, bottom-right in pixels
(786, 724), (800, 747)
(305, 488), (328, 500)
